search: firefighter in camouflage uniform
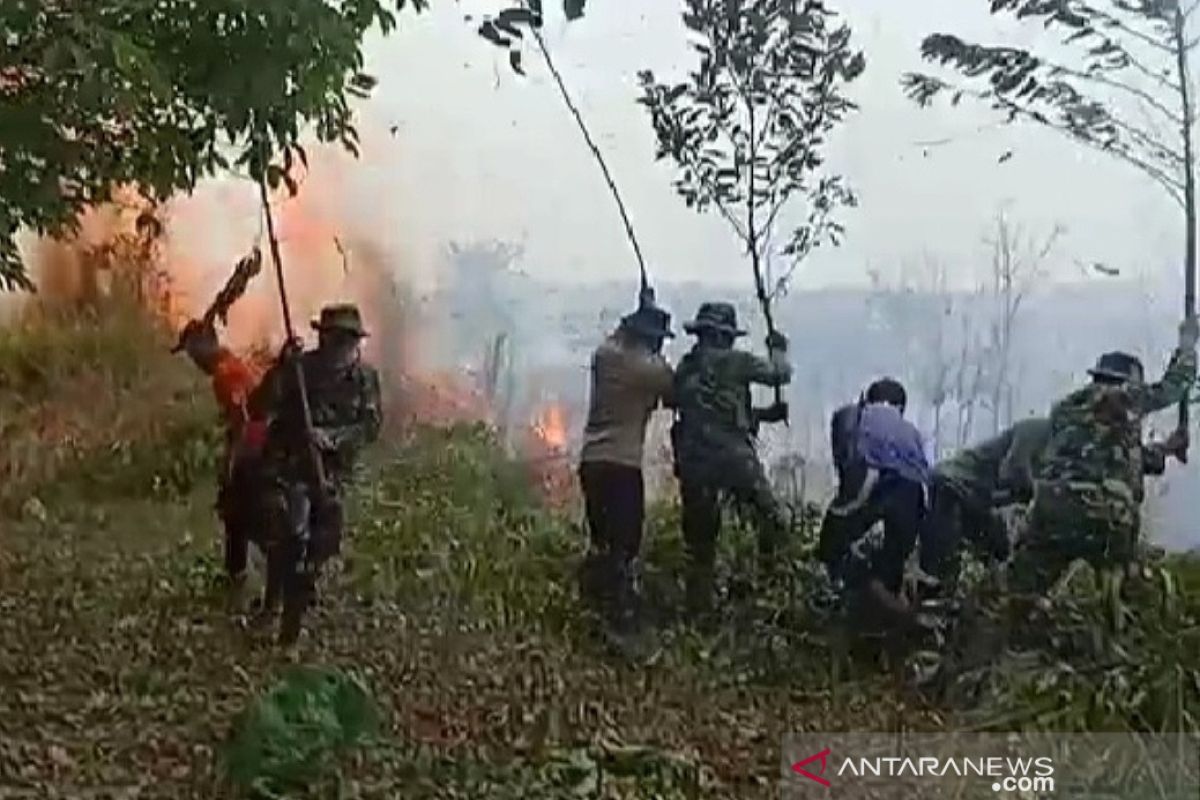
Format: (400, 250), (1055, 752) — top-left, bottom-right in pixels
(920, 416), (1051, 595)
(671, 302), (791, 616)
(1007, 316), (1198, 600)
(251, 304), (382, 644)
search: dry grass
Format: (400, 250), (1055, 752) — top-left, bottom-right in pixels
(0, 295), (217, 511)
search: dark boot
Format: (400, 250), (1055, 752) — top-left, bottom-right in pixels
(262, 546), (286, 608)
(608, 557), (641, 636)
(578, 550), (608, 612)
(855, 577), (917, 635)
(279, 564), (316, 646)
(685, 563), (715, 623)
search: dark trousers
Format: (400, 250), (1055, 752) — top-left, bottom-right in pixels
(678, 471), (784, 615)
(919, 477), (1009, 588)
(579, 461), (645, 561)
(680, 480), (782, 567)
(818, 463), (867, 572)
(820, 470), (924, 595)
(262, 478), (345, 611)
(217, 455), (265, 581)
(578, 461), (644, 626)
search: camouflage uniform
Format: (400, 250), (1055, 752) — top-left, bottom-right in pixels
(920, 417), (1051, 588)
(671, 302), (791, 613)
(251, 304), (382, 641)
(1008, 343), (1196, 596)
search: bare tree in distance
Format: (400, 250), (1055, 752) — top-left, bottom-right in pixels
(637, 0), (866, 409)
(867, 256), (958, 456)
(980, 213), (1064, 433)
(865, 214), (1058, 453)
(903, 0), (1197, 441)
(953, 309), (987, 450)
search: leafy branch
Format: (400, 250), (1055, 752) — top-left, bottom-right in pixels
(901, 1), (1194, 207)
(902, 0), (1199, 434)
(637, 0), (864, 331)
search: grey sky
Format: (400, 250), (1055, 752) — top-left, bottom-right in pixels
(358, 0), (1185, 291)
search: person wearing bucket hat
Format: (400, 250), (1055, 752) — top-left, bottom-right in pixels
(577, 293), (675, 636)
(171, 318), (268, 606)
(670, 301), (792, 617)
(1007, 315), (1199, 605)
(249, 302), (382, 644)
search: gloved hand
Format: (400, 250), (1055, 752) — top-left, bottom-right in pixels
(766, 330), (789, 352)
(638, 284), (656, 309)
(753, 401), (789, 424)
(280, 336), (304, 362)
(171, 318), (216, 355)
(1165, 426), (1189, 462)
(310, 427), (336, 451)
(1179, 315), (1199, 350)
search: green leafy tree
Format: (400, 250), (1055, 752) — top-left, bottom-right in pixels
(0, 0), (431, 292)
(903, 0), (1198, 427)
(636, 0), (864, 356)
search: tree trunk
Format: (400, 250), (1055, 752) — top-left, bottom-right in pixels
(746, 102), (784, 409)
(1175, 8), (1196, 439)
(933, 400), (944, 459)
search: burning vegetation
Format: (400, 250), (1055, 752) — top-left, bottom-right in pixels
(526, 402), (575, 509)
(16, 163), (578, 507)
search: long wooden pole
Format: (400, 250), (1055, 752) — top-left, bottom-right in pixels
(526, 15), (651, 298)
(747, 100), (787, 422)
(1175, 8), (1195, 460)
(258, 178), (327, 489)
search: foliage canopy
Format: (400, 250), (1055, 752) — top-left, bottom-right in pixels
(903, 0), (1197, 209)
(0, 0), (595, 292)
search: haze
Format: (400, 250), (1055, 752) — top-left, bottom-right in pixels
(363, 0), (1181, 291)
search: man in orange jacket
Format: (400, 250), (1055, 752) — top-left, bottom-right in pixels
(173, 320), (268, 600)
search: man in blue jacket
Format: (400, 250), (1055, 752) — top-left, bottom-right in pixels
(820, 378), (930, 619)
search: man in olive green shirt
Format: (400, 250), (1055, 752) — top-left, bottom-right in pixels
(920, 417), (1051, 592)
(671, 302), (791, 615)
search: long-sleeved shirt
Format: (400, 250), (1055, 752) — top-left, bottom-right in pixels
(673, 344), (791, 439)
(855, 402), (930, 487)
(830, 401), (863, 479)
(671, 342), (791, 485)
(580, 335), (673, 469)
(935, 417), (1051, 506)
(1038, 345), (1197, 503)
(211, 348), (266, 451)
(252, 350), (383, 485)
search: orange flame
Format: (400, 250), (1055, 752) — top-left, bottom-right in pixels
(532, 403), (568, 452)
(524, 402), (575, 508)
(22, 134), (581, 507)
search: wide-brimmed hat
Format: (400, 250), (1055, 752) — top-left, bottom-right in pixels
(311, 303), (369, 337)
(620, 302), (675, 340)
(683, 301), (746, 337)
(1088, 351), (1143, 383)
